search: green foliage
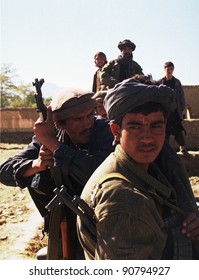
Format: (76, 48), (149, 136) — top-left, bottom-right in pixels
(0, 64), (49, 108)
(0, 64), (18, 107)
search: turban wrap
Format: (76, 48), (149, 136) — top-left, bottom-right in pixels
(104, 78), (176, 123)
(51, 88), (96, 121)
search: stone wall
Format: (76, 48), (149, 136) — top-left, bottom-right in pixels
(171, 119), (199, 151)
(0, 108), (38, 132)
(183, 85), (199, 118)
(0, 108), (37, 143)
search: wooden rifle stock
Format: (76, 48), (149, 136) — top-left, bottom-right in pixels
(60, 217), (75, 260)
(45, 167), (76, 260)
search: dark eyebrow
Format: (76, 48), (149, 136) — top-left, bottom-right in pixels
(127, 121), (142, 126)
(127, 120), (166, 126)
(150, 120), (166, 125)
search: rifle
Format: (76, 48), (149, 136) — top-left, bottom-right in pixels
(46, 186), (97, 259)
(32, 78), (74, 260)
(32, 78), (47, 121)
(47, 186), (96, 237)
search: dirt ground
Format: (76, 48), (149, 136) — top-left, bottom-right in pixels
(0, 143), (199, 260)
(0, 144), (48, 260)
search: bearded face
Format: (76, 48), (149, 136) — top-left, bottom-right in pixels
(121, 46), (133, 58)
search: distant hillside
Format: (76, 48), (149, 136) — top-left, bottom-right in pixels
(42, 83), (62, 98)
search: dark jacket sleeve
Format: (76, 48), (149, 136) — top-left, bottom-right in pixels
(0, 136), (41, 188)
(53, 118), (114, 188)
(156, 140), (198, 214)
(0, 119), (114, 195)
(131, 60), (144, 75)
(174, 78), (185, 120)
(92, 71), (97, 93)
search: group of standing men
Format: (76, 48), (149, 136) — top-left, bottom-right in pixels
(0, 39), (198, 260)
(92, 39), (189, 155)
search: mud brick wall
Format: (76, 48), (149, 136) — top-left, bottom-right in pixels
(0, 86), (199, 145)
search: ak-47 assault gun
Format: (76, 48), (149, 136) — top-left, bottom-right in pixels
(46, 186), (97, 259)
(32, 78), (47, 121)
(47, 185), (96, 236)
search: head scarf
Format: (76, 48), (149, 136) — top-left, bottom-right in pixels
(104, 78), (176, 123)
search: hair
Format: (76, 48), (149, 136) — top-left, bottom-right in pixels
(164, 61), (174, 69)
(115, 102), (168, 126)
(129, 102), (168, 119)
(94, 52), (107, 61)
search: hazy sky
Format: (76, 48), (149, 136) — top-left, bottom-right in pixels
(1, 0), (199, 93)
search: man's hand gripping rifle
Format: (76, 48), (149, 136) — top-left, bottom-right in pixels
(33, 78), (70, 259)
(32, 79), (96, 259)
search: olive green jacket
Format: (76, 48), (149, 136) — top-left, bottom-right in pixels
(100, 59), (143, 89)
(78, 145), (179, 259)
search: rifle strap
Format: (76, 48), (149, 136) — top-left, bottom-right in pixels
(97, 172), (185, 215)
